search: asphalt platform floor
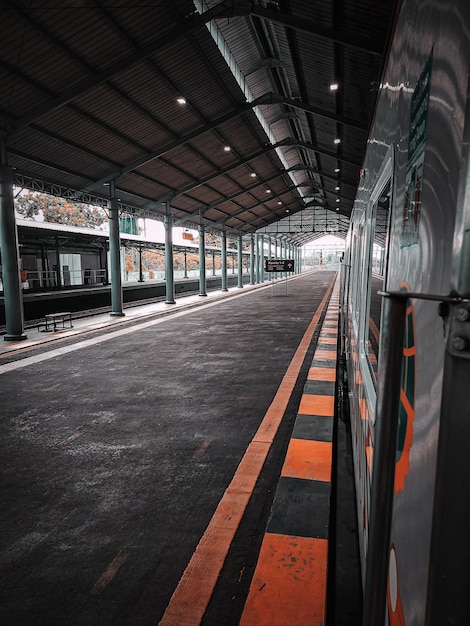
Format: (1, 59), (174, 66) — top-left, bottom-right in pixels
(0, 270), (361, 626)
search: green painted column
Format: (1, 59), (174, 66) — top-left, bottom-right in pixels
(260, 234), (265, 283)
(255, 233), (260, 283)
(237, 233), (244, 288)
(138, 245), (144, 282)
(108, 180), (124, 317)
(284, 241), (288, 276)
(0, 146), (26, 341)
(249, 234), (255, 285)
(280, 240), (284, 277)
(211, 250), (216, 276)
(54, 239), (62, 287)
(221, 228), (228, 292)
(199, 210), (207, 296)
(164, 201), (176, 304)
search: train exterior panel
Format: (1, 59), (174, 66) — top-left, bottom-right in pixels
(342, 0), (470, 623)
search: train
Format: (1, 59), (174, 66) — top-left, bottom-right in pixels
(340, 0), (470, 624)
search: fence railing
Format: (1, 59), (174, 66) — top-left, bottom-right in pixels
(19, 269), (107, 289)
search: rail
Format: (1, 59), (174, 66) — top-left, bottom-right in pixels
(19, 269), (107, 289)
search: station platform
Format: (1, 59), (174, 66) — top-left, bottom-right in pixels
(0, 270), (361, 626)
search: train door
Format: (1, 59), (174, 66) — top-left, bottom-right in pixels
(346, 148), (394, 592)
(364, 160), (393, 380)
(360, 149), (394, 404)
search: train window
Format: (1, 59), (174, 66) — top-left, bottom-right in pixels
(365, 178), (392, 380)
(351, 224), (364, 328)
(346, 147), (393, 405)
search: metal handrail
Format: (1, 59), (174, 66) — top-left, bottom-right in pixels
(362, 289), (467, 626)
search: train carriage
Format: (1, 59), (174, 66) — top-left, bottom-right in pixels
(342, 0), (470, 623)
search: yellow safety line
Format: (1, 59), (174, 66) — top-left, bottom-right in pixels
(158, 278), (335, 626)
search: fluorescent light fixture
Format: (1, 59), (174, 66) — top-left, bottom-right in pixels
(330, 83), (339, 91)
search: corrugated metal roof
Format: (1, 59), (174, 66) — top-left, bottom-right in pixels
(1, 0), (398, 246)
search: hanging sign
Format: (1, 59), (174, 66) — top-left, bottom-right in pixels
(265, 259), (295, 272)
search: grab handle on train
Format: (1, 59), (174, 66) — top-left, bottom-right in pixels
(362, 291), (407, 626)
(362, 289), (469, 626)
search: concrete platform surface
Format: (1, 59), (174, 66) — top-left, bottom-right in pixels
(0, 271), (351, 626)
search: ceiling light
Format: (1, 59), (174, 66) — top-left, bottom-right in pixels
(336, 198), (340, 203)
(250, 172), (257, 177)
(286, 209), (289, 213)
(335, 186), (340, 191)
(334, 138), (341, 145)
(335, 168), (340, 173)
(266, 189), (271, 193)
(330, 83), (339, 91)
(336, 207), (340, 211)
(176, 97), (186, 105)
(224, 145), (231, 152)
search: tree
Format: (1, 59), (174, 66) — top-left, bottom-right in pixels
(15, 192), (107, 228)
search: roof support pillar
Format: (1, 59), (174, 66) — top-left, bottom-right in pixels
(221, 228), (228, 292)
(249, 234), (255, 285)
(260, 234), (265, 283)
(108, 180), (124, 317)
(255, 234), (260, 284)
(199, 210), (207, 296)
(164, 201), (175, 304)
(138, 245), (144, 282)
(0, 140), (26, 341)
(237, 234), (244, 289)
(283, 240), (288, 277)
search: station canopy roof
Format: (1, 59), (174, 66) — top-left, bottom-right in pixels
(1, 0), (397, 246)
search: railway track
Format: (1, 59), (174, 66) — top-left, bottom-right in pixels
(0, 289), (205, 335)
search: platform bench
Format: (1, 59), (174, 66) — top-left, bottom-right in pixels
(39, 312), (73, 332)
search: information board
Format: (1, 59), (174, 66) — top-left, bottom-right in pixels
(265, 259), (295, 272)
